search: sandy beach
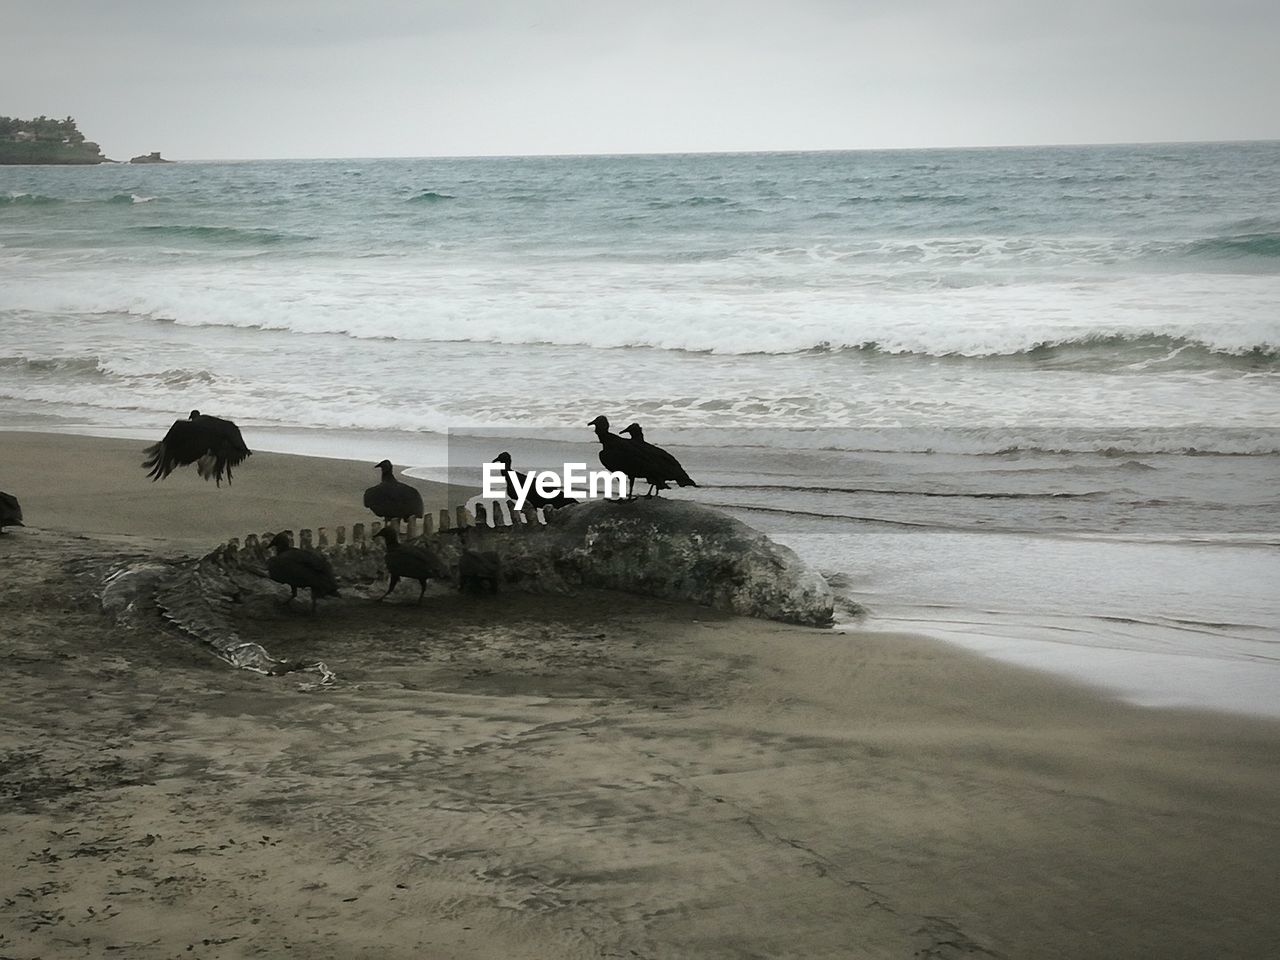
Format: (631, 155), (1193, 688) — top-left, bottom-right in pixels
(2, 431), (1279, 959)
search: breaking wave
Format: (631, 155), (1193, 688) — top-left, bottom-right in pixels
(0, 353), (216, 386)
(2, 191), (157, 206)
(2, 192), (60, 206)
(120, 312), (1278, 368)
(2, 280), (1274, 368)
(3, 345), (1275, 455)
(827, 333), (1279, 368)
(0, 354), (110, 378)
(1180, 231), (1280, 261)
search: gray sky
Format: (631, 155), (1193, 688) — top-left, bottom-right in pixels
(5, 0), (1278, 159)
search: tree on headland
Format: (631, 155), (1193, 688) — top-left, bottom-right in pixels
(1, 115), (86, 142)
(0, 115), (107, 164)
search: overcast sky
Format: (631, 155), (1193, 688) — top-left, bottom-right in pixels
(5, 0), (1278, 159)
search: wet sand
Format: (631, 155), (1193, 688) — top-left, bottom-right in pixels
(0, 429), (461, 551)
(2, 431), (1279, 959)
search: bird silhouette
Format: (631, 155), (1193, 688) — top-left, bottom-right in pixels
(587, 414), (653, 499)
(142, 410), (251, 486)
(363, 460), (425, 521)
(372, 525), (449, 603)
(265, 532), (340, 613)
(619, 423), (697, 496)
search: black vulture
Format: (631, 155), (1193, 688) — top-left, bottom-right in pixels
(619, 423), (698, 496)
(492, 452), (574, 510)
(587, 415), (663, 499)
(0, 492), (23, 533)
(363, 460), (425, 521)
(266, 532), (341, 613)
(142, 410), (252, 486)
(372, 526), (449, 604)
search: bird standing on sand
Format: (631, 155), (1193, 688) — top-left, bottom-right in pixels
(266, 532), (341, 613)
(372, 526), (449, 604)
(619, 423), (698, 497)
(142, 410), (252, 486)
(363, 460), (425, 521)
(0, 492), (23, 533)
(492, 452), (574, 510)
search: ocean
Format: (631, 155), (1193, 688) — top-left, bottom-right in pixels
(2, 142), (1278, 714)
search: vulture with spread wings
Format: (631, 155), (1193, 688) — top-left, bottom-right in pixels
(142, 410), (252, 486)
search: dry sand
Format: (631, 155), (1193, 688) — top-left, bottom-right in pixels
(2, 430), (1279, 959)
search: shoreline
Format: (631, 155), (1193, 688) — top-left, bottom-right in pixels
(1, 422), (456, 471)
(6, 427), (1277, 720)
(0, 429), (464, 550)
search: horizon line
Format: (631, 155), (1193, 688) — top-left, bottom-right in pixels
(102, 136), (1280, 165)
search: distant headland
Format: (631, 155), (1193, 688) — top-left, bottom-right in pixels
(0, 116), (171, 165)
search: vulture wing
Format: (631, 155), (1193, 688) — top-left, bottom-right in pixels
(308, 556), (341, 597)
(142, 418), (206, 481)
(397, 481), (425, 518)
(295, 548), (333, 576)
(639, 440), (697, 487)
(142, 415), (251, 485)
(272, 548), (339, 594)
(193, 415), (252, 486)
(365, 479), (423, 520)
